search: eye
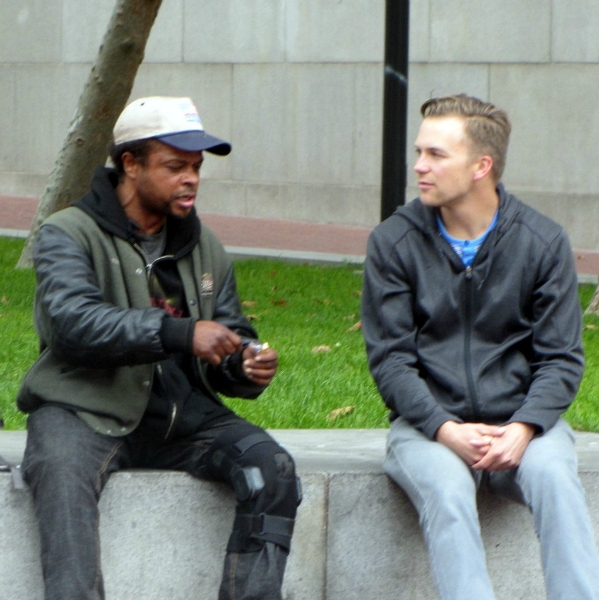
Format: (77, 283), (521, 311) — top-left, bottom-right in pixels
(165, 162), (188, 174)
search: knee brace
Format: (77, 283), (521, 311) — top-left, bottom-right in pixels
(207, 426), (302, 553)
(230, 512), (296, 553)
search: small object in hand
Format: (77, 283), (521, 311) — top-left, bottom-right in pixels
(250, 341), (269, 354)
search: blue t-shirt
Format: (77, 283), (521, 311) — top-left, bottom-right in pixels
(436, 211), (498, 267)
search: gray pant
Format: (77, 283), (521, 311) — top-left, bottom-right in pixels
(22, 405), (297, 600)
(384, 417), (599, 600)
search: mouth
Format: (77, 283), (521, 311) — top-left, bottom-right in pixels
(418, 181), (434, 191)
(175, 194), (196, 209)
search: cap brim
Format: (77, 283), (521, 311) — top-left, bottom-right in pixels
(156, 131), (231, 155)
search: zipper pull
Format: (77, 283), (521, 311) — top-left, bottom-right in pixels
(465, 266), (473, 280)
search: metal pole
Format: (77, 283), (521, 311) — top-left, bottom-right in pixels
(380, 0), (410, 221)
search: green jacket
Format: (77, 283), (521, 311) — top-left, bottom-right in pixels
(17, 167), (263, 436)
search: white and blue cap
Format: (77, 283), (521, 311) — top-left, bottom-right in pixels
(113, 96), (231, 155)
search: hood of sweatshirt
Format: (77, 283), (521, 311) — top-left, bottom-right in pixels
(389, 183), (523, 286)
(73, 166), (201, 260)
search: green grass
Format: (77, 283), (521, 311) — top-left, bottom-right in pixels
(227, 259), (386, 428)
(567, 283), (599, 431)
(0, 238), (38, 430)
(0, 238), (385, 430)
(1, 236), (598, 433)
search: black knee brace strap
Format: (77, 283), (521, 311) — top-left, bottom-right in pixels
(230, 513), (295, 553)
(233, 432), (274, 456)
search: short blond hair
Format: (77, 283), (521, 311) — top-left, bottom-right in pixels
(421, 94), (511, 181)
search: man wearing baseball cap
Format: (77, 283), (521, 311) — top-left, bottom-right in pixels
(17, 96), (301, 600)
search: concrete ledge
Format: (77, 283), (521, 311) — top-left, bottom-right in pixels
(2, 429), (599, 599)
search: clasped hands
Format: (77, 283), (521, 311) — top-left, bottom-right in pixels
(191, 320), (278, 386)
(435, 420), (536, 472)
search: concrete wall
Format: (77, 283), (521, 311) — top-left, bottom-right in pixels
(1, 1), (598, 248)
(3, 429), (599, 599)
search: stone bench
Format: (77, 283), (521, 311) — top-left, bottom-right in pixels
(2, 429), (599, 599)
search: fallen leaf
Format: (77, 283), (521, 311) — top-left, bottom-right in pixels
(347, 320), (362, 332)
(246, 314), (260, 321)
(271, 298), (288, 307)
(342, 314), (357, 322)
(1, 296), (8, 304)
(584, 324), (597, 330)
(311, 345), (331, 353)
(241, 300), (257, 308)
(328, 405), (356, 421)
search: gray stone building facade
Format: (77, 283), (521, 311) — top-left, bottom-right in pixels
(1, 1), (598, 248)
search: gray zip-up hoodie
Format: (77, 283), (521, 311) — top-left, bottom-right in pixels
(361, 185), (584, 439)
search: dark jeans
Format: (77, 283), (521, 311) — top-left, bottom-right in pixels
(22, 405), (299, 600)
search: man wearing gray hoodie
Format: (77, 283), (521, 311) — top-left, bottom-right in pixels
(362, 93), (599, 599)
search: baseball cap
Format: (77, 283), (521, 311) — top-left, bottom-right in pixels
(113, 96), (231, 155)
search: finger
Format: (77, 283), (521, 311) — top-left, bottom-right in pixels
(221, 332), (242, 354)
(248, 359), (278, 372)
(477, 425), (504, 437)
(469, 438), (493, 448)
(244, 371), (274, 385)
(472, 452), (498, 471)
(475, 442), (515, 472)
(207, 352), (223, 366)
(247, 369), (277, 382)
(244, 362), (276, 376)
(243, 345), (277, 366)
(243, 361), (276, 382)
(253, 347), (277, 360)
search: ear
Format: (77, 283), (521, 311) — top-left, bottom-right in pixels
(473, 154), (494, 182)
(121, 152), (140, 179)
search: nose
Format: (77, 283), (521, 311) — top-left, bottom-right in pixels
(182, 166), (200, 186)
(414, 153), (428, 174)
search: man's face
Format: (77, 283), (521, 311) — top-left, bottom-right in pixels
(132, 141), (204, 221)
(413, 116), (482, 209)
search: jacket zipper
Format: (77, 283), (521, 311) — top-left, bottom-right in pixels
(134, 245), (180, 440)
(164, 401), (178, 440)
(463, 266), (482, 420)
(155, 362), (178, 440)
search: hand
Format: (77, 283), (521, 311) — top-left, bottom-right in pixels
(241, 343), (278, 386)
(471, 422), (536, 472)
(435, 421), (505, 466)
(191, 321), (242, 365)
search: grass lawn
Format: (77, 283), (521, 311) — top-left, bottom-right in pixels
(1, 236), (598, 432)
(0, 237), (385, 431)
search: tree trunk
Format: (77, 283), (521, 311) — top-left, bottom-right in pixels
(16, 0), (162, 268)
(585, 281), (599, 315)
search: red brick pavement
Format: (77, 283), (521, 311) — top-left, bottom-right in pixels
(0, 194), (371, 257)
(2, 194), (598, 274)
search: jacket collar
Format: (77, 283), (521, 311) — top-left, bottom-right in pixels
(396, 182), (522, 238)
(73, 166), (200, 258)
(392, 183), (524, 281)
